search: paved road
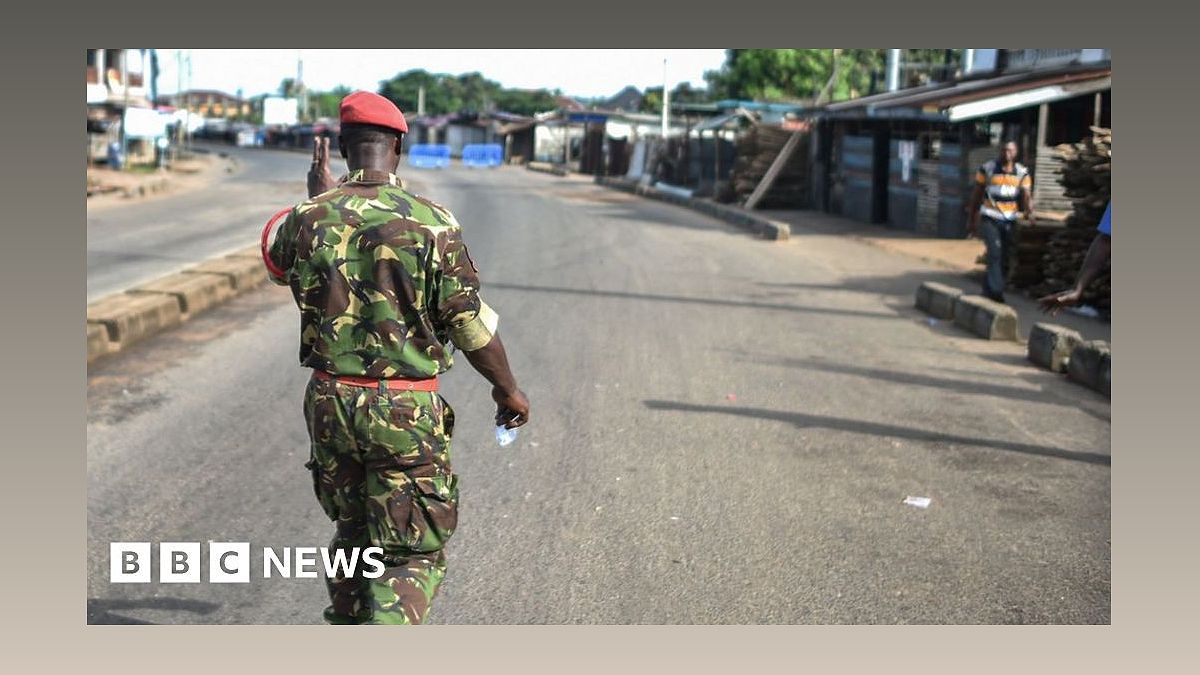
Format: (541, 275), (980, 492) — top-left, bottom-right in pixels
(86, 144), (351, 302)
(86, 163), (1110, 624)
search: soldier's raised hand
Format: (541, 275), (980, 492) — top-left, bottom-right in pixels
(307, 136), (336, 197)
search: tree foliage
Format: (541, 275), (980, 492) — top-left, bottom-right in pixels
(640, 82), (710, 114)
(310, 85), (352, 119)
(377, 69), (558, 117)
(704, 49), (961, 104)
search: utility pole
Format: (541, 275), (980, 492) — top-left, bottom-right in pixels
(120, 50), (130, 170)
(175, 50), (183, 155)
(418, 85), (426, 116)
(297, 51), (307, 123)
(887, 49), (902, 92)
(661, 58), (670, 139)
(186, 51), (193, 149)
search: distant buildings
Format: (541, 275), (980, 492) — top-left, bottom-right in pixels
(86, 49), (163, 166)
(158, 90), (251, 120)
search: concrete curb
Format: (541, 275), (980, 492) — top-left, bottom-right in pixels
(126, 272), (235, 318)
(914, 281), (963, 320)
(1027, 322), (1082, 373)
(87, 292), (183, 355)
(914, 282), (1110, 397)
(1068, 340), (1111, 396)
(953, 295), (1019, 340)
(87, 246), (270, 364)
(527, 161), (569, 177)
(913, 284), (1017, 340)
(182, 255), (267, 292)
(594, 176), (790, 241)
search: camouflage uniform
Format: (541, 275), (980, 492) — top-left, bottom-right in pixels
(268, 168), (498, 624)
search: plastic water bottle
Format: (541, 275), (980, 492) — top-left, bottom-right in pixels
(495, 425), (519, 447)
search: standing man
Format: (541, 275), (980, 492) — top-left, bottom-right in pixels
(1038, 201), (1112, 315)
(267, 91), (530, 625)
(966, 140), (1036, 303)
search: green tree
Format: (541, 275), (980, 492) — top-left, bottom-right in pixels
(641, 82), (710, 114)
(377, 69), (557, 117)
(310, 85), (352, 119)
(704, 49), (961, 104)
(278, 78), (301, 98)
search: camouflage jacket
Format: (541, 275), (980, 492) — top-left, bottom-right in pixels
(268, 168), (498, 378)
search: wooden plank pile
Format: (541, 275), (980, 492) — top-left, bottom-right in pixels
(1018, 127), (1111, 315)
(728, 124), (810, 209)
(1056, 126), (1111, 224)
(1009, 218), (1067, 288)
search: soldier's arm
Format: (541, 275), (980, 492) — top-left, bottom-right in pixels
(463, 335), (529, 429)
(266, 210), (299, 286)
(431, 225), (529, 428)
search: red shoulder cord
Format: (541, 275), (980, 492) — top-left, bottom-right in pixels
(260, 207), (293, 280)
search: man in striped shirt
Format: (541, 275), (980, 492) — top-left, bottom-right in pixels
(967, 141), (1036, 303)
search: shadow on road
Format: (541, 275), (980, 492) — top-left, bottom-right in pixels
(761, 356), (1110, 423)
(87, 596), (221, 625)
(642, 399), (1110, 467)
(489, 282), (901, 321)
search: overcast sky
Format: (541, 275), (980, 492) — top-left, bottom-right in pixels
(152, 49), (729, 100)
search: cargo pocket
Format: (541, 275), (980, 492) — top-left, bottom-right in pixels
(436, 394), (456, 440)
(408, 473), (459, 552)
(305, 456), (339, 522)
(374, 470), (459, 554)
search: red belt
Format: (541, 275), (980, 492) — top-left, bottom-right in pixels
(312, 369), (439, 392)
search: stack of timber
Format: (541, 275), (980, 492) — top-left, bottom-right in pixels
(1020, 127), (1111, 315)
(728, 124), (810, 209)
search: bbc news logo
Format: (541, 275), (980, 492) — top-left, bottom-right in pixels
(109, 543), (386, 583)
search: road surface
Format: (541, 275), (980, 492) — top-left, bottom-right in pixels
(86, 145), (352, 302)
(87, 159), (1110, 624)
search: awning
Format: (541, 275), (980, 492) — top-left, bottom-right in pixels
(498, 119), (537, 135)
(948, 75), (1111, 121)
(693, 108), (757, 132)
(823, 65), (1110, 121)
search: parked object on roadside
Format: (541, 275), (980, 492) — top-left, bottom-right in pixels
(409, 143), (452, 168)
(463, 144), (503, 168)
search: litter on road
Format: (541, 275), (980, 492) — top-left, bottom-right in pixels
(903, 496), (933, 509)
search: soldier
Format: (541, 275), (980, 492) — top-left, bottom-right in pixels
(267, 91), (530, 625)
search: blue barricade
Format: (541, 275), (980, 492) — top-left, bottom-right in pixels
(462, 143), (504, 168)
(408, 144), (451, 168)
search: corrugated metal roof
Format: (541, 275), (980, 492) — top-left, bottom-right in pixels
(693, 109), (758, 132)
(824, 65), (1110, 117)
(947, 75), (1111, 121)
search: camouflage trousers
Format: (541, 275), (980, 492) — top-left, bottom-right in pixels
(302, 372), (459, 625)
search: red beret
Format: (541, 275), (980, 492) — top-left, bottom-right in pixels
(339, 91), (408, 134)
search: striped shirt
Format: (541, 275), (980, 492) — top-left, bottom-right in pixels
(975, 159), (1031, 221)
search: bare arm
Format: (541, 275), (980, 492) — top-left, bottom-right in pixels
(462, 334), (529, 429)
(1038, 233), (1111, 315)
(1021, 185), (1036, 222)
(1073, 233), (1112, 293)
(966, 184), (984, 236)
